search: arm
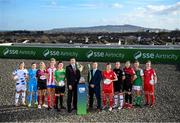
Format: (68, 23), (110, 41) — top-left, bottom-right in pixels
(65, 66), (72, 86)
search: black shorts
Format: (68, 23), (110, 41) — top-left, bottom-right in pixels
(113, 81), (123, 93)
(55, 86), (65, 94)
(123, 79), (132, 92)
(38, 82), (47, 90)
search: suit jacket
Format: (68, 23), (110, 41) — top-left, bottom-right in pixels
(66, 64), (81, 87)
(88, 69), (102, 88)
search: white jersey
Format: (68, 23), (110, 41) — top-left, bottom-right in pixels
(13, 69), (28, 84)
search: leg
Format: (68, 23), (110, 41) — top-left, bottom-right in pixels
(119, 92), (124, 109)
(109, 93), (113, 108)
(102, 92), (107, 108)
(42, 89), (46, 105)
(144, 91), (150, 105)
(67, 90), (72, 112)
(47, 88), (51, 108)
(52, 88), (56, 107)
(73, 86), (77, 110)
(113, 93), (118, 108)
(89, 86), (94, 108)
(15, 91), (20, 106)
(28, 92), (33, 106)
(95, 88), (101, 109)
(38, 90), (41, 105)
(21, 91), (26, 105)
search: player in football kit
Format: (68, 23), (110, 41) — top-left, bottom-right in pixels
(46, 58), (57, 109)
(27, 62), (38, 107)
(113, 62), (125, 110)
(36, 62), (48, 109)
(133, 61), (144, 107)
(123, 61), (136, 109)
(54, 61), (66, 111)
(13, 62), (28, 107)
(144, 61), (157, 107)
(102, 63), (118, 111)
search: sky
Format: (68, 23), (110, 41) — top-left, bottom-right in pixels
(0, 0), (179, 30)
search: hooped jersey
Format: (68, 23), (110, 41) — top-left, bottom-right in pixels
(133, 69), (144, 86)
(13, 69), (28, 84)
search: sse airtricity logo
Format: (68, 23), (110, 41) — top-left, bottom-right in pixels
(134, 51), (142, 59)
(79, 87), (85, 93)
(3, 48), (9, 56)
(86, 50), (94, 59)
(43, 49), (50, 57)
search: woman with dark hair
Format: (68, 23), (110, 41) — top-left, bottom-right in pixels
(102, 63), (117, 111)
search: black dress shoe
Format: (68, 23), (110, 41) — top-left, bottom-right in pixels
(144, 103), (149, 106)
(68, 109), (72, 113)
(61, 106), (66, 109)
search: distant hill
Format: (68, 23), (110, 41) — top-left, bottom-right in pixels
(46, 24), (167, 33)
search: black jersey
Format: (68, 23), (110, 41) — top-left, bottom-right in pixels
(113, 68), (124, 83)
(113, 68), (125, 92)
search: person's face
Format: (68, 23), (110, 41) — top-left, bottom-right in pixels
(125, 62), (130, 68)
(106, 64), (111, 71)
(146, 62), (151, 68)
(32, 64), (36, 69)
(40, 62), (45, 69)
(70, 59), (76, 65)
(134, 62), (139, 68)
(50, 60), (56, 66)
(58, 63), (63, 69)
(19, 62), (25, 69)
(92, 62), (98, 69)
(115, 62), (120, 69)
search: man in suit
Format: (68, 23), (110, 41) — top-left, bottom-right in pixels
(88, 62), (102, 111)
(66, 58), (81, 113)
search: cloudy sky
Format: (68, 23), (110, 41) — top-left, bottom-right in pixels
(0, 0), (179, 30)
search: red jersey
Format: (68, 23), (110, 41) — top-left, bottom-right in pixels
(102, 70), (116, 94)
(123, 67), (135, 82)
(144, 68), (156, 92)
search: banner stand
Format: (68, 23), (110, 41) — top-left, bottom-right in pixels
(77, 77), (87, 115)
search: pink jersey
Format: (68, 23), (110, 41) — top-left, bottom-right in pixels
(46, 67), (56, 87)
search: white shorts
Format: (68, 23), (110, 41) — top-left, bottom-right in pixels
(133, 86), (142, 91)
(16, 83), (26, 92)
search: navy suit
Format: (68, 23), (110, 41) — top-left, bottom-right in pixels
(88, 69), (102, 109)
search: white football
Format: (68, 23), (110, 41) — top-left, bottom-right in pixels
(150, 80), (154, 85)
(58, 81), (65, 86)
(13, 75), (19, 81)
(104, 79), (111, 85)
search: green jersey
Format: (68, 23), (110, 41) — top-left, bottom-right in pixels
(54, 69), (66, 86)
(133, 69), (144, 86)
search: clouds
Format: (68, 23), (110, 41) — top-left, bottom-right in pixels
(111, 3), (123, 9)
(97, 1), (180, 30)
(146, 2), (180, 15)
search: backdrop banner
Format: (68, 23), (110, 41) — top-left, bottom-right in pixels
(0, 46), (179, 63)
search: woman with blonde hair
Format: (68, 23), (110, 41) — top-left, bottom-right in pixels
(36, 62), (48, 109)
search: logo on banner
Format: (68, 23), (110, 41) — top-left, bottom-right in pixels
(43, 49), (50, 57)
(86, 50), (94, 58)
(134, 51), (142, 59)
(133, 51), (178, 60)
(3, 48), (9, 56)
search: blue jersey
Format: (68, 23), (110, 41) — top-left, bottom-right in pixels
(28, 69), (37, 84)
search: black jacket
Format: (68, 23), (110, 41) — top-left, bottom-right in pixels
(66, 64), (81, 87)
